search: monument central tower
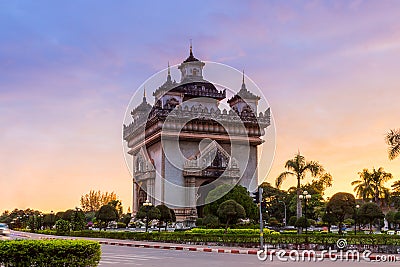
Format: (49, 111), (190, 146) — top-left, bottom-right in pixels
(123, 47), (270, 222)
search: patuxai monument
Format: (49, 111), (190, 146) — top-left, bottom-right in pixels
(123, 46), (270, 222)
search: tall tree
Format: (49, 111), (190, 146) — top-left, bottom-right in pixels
(352, 168), (393, 206)
(80, 190), (118, 212)
(392, 180), (400, 195)
(308, 173), (333, 195)
(107, 200), (123, 217)
(359, 202), (384, 233)
(217, 200), (246, 232)
(119, 213), (132, 228)
(96, 204), (118, 230)
(62, 209), (75, 221)
(260, 182), (290, 224)
(71, 209), (86, 231)
(322, 209), (337, 233)
(385, 211), (396, 230)
(326, 192), (356, 234)
(204, 185), (257, 220)
(390, 181), (400, 210)
(43, 213), (56, 229)
(136, 206), (161, 230)
(275, 152), (324, 219)
(386, 129), (400, 160)
(351, 171), (374, 202)
(155, 205), (172, 231)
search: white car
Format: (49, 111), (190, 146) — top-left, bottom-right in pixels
(0, 223), (10, 236)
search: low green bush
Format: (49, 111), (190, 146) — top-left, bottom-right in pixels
(202, 214), (219, 228)
(117, 222), (126, 229)
(0, 239), (101, 267)
(56, 219), (71, 235)
(195, 218), (203, 226)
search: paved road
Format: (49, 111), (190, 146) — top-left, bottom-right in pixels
(1, 232), (24, 240)
(6, 232), (400, 266)
(100, 245), (258, 267)
(99, 245), (398, 267)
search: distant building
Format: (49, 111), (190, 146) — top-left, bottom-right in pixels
(123, 47), (270, 222)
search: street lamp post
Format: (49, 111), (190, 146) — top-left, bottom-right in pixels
(299, 191), (311, 234)
(38, 214), (44, 230)
(279, 200), (287, 227)
(73, 207), (83, 231)
(50, 211), (55, 229)
(143, 199), (153, 233)
(354, 204), (360, 235)
(24, 214), (29, 229)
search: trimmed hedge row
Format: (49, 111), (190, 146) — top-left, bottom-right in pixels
(262, 234), (400, 246)
(34, 229), (400, 247)
(0, 239), (101, 267)
(70, 230), (261, 245)
(187, 228), (279, 235)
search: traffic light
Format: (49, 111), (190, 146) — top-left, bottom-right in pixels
(260, 201), (267, 213)
(252, 191), (260, 204)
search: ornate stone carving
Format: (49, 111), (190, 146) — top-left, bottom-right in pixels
(183, 140), (239, 179)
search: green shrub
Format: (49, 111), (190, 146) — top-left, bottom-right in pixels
(268, 217), (280, 226)
(281, 230), (297, 234)
(117, 222), (126, 229)
(202, 214), (219, 228)
(0, 239), (101, 267)
(295, 217), (310, 228)
(55, 219), (71, 235)
(38, 229), (57, 235)
(195, 218), (204, 226)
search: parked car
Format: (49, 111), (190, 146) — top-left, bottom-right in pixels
(0, 223), (10, 236)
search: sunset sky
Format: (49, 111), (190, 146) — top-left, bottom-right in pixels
(1, 0), (399, 213)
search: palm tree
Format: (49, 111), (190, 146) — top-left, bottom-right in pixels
(351, 170), (374, 201)
(370, 167), (392, 206)
(275, 152), (324, 219)
(386, 129), (400, 160)
(352, 167), (393, 206)
(392, 180), (400, 195)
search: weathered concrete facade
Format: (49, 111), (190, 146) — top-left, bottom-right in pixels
(123, 47), (270, 221)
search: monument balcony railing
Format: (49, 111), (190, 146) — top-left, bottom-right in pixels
(123, 106), (270, 140)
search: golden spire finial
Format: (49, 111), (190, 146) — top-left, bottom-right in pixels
(168, 61), (170, 75)
(242, 69), (245, 84)
(143, 85), (146, 98)
(190, 39), (193, 55)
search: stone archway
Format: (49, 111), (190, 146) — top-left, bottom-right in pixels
(183, 140), (241, 219)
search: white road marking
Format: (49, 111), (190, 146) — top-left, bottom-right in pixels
(99, 252), (171, 266)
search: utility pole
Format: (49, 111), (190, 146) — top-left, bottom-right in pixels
(279, 200), (287, 227)
(258, 186), (264, 250)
